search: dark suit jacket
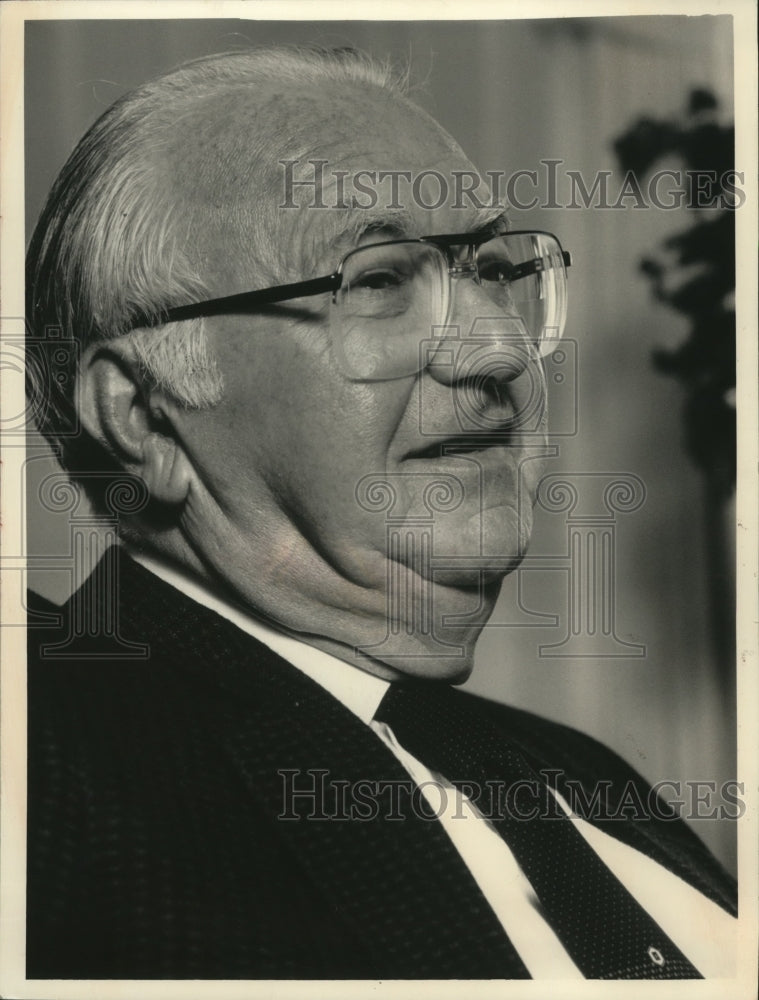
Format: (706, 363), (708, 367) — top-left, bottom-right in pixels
(27, 548), (736, 979)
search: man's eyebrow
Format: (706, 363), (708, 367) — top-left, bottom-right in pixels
(325, 209), (416, 257)
(472, 209), (510, 235)
(322, 205), (510, 265)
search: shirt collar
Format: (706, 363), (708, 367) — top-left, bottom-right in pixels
(125, 547), (389, 725)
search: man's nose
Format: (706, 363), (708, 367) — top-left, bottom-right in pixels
(425, 278), (546, 431)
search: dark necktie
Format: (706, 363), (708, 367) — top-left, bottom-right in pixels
(375, 682), (703, 980)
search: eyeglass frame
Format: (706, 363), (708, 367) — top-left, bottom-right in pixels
(135, 230), (571, 329)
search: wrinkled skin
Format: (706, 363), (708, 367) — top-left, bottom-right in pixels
(103, 80), (548, 680)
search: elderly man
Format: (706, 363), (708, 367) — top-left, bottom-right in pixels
(26, 47), (735, 980)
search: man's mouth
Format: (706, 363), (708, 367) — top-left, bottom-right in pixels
(405, 433), (516, 460)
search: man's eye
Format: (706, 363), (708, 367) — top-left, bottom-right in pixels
(352, 268), (407, 291)
(479, 258), (517, 283)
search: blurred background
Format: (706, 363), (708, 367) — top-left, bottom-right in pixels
(24, 16), (736, 870)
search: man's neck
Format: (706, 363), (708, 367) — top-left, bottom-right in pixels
(124, 509), (491, 683)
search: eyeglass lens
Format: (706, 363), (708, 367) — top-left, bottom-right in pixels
(332, 233), (567, 380)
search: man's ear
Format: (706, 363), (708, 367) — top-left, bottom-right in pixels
(78, 340), (193, 506)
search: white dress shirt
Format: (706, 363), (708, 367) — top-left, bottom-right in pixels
(129, 550), (736, 979)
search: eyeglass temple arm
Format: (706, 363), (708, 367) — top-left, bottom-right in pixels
(158, 273), (342, 325)
(508, 250), (572, 282)
(136, 248), (570, 329)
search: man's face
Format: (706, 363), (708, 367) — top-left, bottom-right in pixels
(171, 83), (548, 675)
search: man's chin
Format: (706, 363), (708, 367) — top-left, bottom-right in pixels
(408, 506), (533, 588)
(382, 654), (476, 685)
(429, 560), (521, 589)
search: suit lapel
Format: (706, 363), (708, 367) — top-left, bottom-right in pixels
(109, 551), (529, 979)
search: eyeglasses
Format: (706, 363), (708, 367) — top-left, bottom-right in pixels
(143, 230), (571, 381)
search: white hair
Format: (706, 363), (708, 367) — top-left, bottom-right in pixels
(26, 46), (408, 478)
